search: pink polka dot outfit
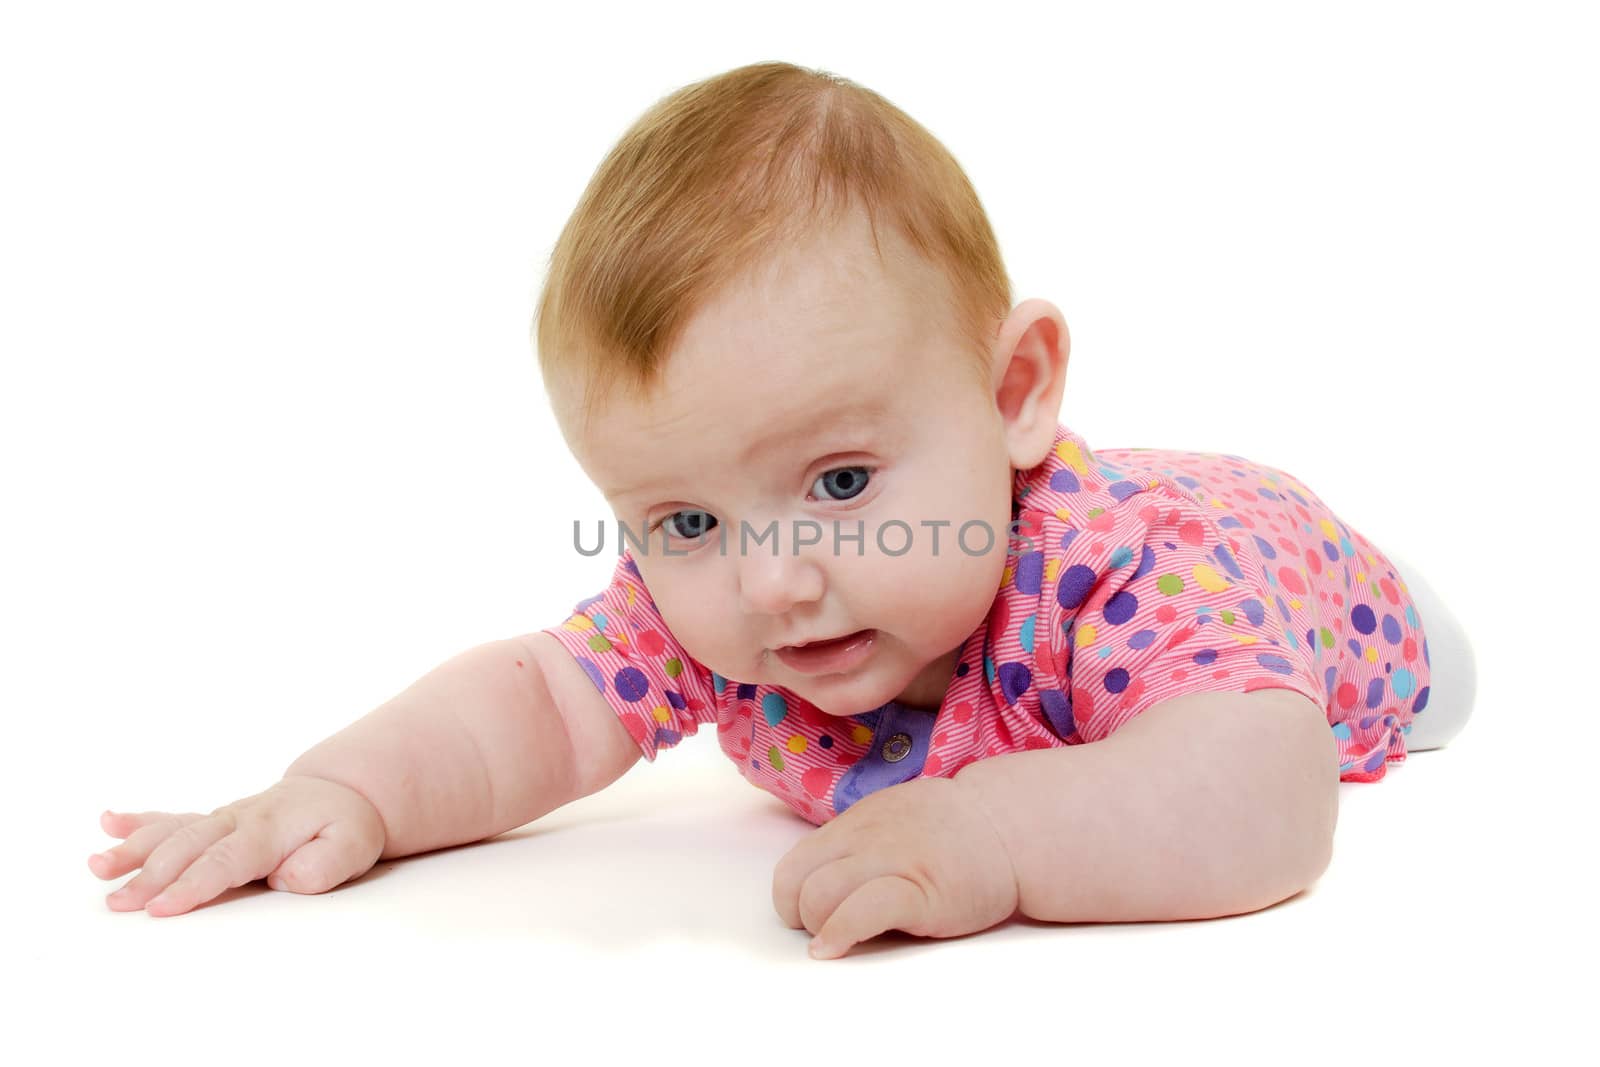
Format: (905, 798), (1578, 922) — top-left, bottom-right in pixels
(542, 422), (1431, 826)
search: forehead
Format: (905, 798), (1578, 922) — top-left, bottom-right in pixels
(570, 211), (954, 496)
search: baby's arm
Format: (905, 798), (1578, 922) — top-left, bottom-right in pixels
(953, 688), (1340, 923)
(286, 633), (640, 859)
(93, 633), (640, 916)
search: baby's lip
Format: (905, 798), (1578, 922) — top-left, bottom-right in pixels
(779, 631), (860, 650)
(772, 629), (878, 676)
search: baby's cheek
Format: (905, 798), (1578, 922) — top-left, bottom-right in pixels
(675, 614), (741, 665)
(645, 578), (737, 661)
(889, 553), (996, 642)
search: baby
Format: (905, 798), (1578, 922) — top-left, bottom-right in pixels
(88, 61), (1468, 958)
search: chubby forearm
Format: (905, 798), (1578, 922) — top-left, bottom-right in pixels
(285, 638), (578, 860)
(952, 688), (1340, 923)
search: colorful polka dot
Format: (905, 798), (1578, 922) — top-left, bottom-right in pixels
(1057, 563), (1097, 610)
(1014, 551), (1044, 595)
(1103, 589), (1138, 625)
(1019, 613), (1037, 654)
(615, 667), (648, 702)
(999, 662), (1031, 705)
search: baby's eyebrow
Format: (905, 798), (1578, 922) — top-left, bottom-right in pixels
(733, 400), (888, 467)
(603, 402), (888, 499)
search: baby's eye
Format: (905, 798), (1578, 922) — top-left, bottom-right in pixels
(659, 509), (718, 540)
(812, 466), (872, 502)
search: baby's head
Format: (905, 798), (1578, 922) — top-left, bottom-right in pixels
(535, 62), (1069, 716)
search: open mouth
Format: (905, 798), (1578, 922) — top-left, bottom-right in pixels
(773, 629), (877, 676)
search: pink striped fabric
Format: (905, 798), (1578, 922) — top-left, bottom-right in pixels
(543, 422), (1430, 825)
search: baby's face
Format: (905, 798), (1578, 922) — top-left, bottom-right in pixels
(561, 212), (1016, 715)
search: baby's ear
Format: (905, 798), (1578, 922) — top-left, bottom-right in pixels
(992, 300), (1069, 469)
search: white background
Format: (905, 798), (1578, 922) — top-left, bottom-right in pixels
(4, 1), (1593, 1062)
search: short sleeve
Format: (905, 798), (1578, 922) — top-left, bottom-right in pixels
(1035, 490), (1326, 745)
(540, 551), (720, 762)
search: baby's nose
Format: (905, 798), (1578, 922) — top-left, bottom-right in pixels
(736, 545), (825, 616)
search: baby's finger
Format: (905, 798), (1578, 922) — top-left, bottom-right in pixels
(98, 809), (199, 837)
(105, 815), (235, 912)
(98, 809), (128, 836)
(93, 813), (200, 885)
(809, 875), (926, 960)
(266, 822), (368, 894)
(96, 809), (155, 844)
(146, 826), (281, 917)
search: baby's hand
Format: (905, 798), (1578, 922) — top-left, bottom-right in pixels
(771, 776), (1020, 959)
(88, 775), (387, 917)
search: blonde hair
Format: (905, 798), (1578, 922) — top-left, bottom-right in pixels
(533, 61), (1013, 432)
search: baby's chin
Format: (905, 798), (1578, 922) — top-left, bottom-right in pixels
(802, 694), (881, 718)
(780, 665), (933, 719)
